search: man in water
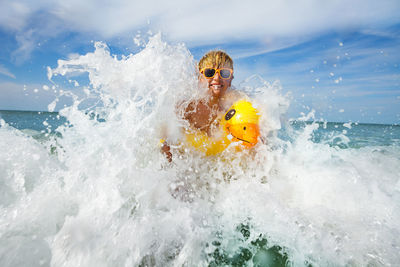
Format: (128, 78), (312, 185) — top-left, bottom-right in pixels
(161, 50), (245, 162)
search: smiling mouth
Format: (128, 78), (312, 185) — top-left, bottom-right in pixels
(211, 85), (222, 90)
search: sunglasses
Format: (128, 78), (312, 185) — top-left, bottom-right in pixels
(200, 68), (233, 79)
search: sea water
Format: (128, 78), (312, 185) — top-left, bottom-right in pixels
(1, 35), (399, 266)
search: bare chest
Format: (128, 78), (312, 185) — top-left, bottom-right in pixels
(187, 102), (219, 135)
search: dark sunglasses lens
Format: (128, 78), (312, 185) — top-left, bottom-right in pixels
(204, 68), (215, 78)
(220, 69), (231, 78)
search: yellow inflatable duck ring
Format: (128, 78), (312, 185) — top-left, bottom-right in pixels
(185, 99), (260, 156)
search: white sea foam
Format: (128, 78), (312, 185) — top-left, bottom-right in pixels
(1, 34), (399, 266)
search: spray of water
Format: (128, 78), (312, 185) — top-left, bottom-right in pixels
(1, 34), (399, 266)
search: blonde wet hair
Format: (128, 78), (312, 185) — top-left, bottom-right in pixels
(198, 50), (233, 71)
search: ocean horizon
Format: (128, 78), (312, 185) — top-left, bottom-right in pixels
(1, 109), (399, 126)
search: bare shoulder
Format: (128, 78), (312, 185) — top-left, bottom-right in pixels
(175, 99), (197, 120)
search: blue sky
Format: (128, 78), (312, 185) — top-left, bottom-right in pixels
(0, 0), (399, 124)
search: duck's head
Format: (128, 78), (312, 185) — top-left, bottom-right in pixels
(222, 100), (260, 148)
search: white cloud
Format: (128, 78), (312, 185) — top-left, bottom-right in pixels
(0, 1), (31, 31)
(0, 0), (399, 62)
(0, 64), (16, 79)
(11, 29), (36, 64)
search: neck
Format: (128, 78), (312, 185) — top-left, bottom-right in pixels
(206, 88), (230, 110)
(209, 96), (227, 113)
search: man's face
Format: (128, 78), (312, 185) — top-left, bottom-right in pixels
(199, 65), (233, 99)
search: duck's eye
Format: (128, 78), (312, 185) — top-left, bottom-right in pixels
(225, 109), (236, 121)
(243, 126), (246, 130)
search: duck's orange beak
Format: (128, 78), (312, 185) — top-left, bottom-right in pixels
(226, 123), (260, 148)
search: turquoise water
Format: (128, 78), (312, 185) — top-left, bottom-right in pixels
(0, 110), (66, 139)
(289, 121), (400, 148)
